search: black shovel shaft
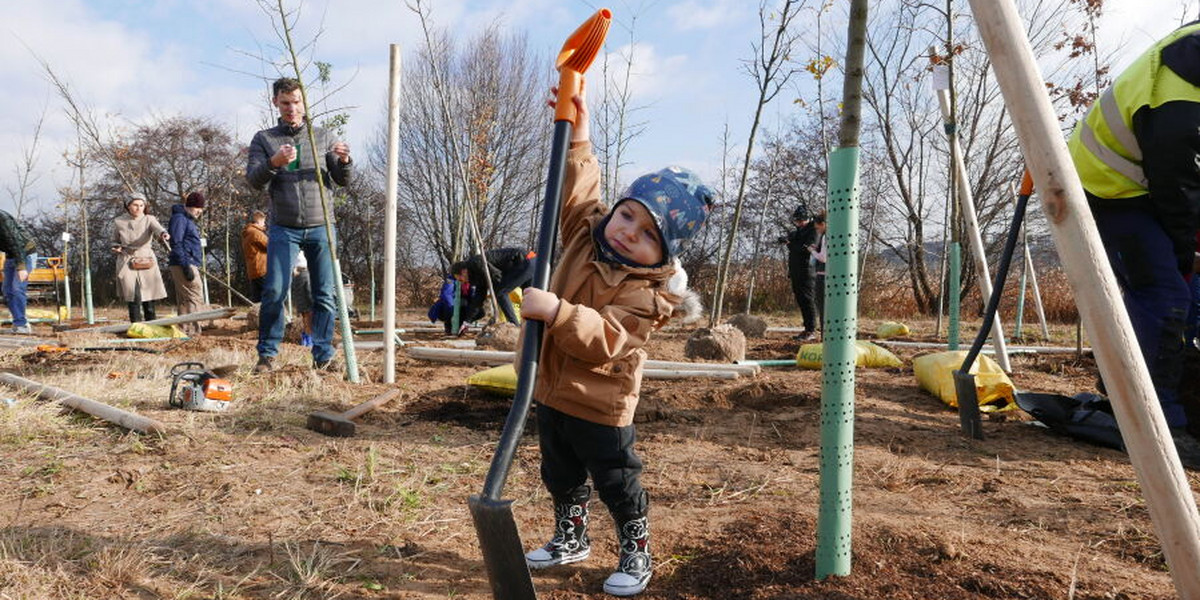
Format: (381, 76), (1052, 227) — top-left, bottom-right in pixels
(479, 120), (573, 501)
(960, 190), (1031, 374)
(954, 189), (1031, 440)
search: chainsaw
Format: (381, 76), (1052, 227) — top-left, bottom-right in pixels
(168, 362), (233, 412)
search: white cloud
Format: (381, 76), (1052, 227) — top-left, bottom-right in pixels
(664, 0), (741, 31)
(599, 42), (691, 102)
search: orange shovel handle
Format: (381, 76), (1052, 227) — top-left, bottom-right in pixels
(1018, 169), (1034, 197)
(554, 9), (612, 124)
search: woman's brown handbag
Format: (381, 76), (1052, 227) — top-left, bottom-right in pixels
(129, 257), (156, 270)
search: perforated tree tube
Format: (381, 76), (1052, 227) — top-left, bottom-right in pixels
(816, 146), (860, 579)
(948, 243), (962, 350)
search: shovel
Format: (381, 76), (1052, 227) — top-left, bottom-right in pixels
(954, 169), (1033, 439)
(468, 9), (611, 600)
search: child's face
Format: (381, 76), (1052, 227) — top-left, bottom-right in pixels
(454, 269), (469, 284)
(815, 221), (826, 234)
(604, 200), (664, 266)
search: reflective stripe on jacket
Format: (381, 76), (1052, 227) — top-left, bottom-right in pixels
(1068, 22), (1200, 200)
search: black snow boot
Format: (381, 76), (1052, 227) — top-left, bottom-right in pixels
(525, 487), (591, 569)
(603, 513), (651, 596)
(142, 301), (156, 321)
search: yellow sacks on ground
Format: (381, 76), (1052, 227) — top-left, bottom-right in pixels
(795, 340), (903, 369)
(26, 308), (67, 320)
(468, 363), (517, 396)
(912, 350), (1016, 412)
(875, 321), (910, 339)
(126, 322), (187, 339)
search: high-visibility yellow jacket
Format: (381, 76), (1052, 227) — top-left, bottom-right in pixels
(1067, 22), (1200, 270)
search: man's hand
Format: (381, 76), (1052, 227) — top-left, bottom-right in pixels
(521, 287), (561, 323)
(331, 141), (351, 164)
(183, 267), (196, 282)
(17, 269), (28, 282)
(271, 144), (297, 168)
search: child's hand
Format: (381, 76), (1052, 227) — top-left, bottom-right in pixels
(521, 287), (561, 323)
(548, 81), (590, 143)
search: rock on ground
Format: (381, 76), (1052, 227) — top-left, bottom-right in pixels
(246, 303), (260, 332)
(477, 322), (520, 351)
(726, 313), (768, 338)
(684, 324), (746, 362)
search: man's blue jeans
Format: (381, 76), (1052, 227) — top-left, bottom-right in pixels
(3, 254), (35, 328)
(257, 225), (337, 363)
(1093, 207), (1190, 427)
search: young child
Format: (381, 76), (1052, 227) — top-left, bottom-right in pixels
(427, 267), (484, 335)
(520, 87), (713, 597)
(809, 211), (828, 334)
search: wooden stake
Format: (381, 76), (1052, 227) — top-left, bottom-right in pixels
(404, 346), (758, 375)
(71, 307), (236, 334)
(0, 372), (165, 435)
(383, 44), (402, 384)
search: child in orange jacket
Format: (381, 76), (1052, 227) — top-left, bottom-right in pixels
(520, 86), (712, 597)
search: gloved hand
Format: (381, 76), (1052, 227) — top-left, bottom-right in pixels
(183, 266), (196, 282)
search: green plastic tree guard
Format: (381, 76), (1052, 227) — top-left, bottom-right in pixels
(948, 242), (961, 350)
(451, 280), (461, 334)
(815, 146), (860, 579)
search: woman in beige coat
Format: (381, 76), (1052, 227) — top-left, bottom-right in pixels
(112, 192), (170, 322)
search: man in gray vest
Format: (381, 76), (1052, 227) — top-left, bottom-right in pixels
(246, 77), (352, 372)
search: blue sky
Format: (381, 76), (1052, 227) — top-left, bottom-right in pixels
(0, 0), (1194, 216)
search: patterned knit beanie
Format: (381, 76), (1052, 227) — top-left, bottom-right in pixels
(619, 166), (715, 261)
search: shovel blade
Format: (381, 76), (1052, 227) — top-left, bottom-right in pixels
(953, 369), (984, 440)
(469, 494), (538, 600)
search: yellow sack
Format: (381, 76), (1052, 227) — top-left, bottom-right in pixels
(26, 308), (63, 320)
(912, 350), (1016, 412)
(876, 321), (910, 339)
(795, 340), (903, 370)
(126, 322), (187, 339)
(468, 363), (517, 396)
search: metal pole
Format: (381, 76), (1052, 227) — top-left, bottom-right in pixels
(61, 232), (72, 320)
(224, 206), (232, 307)
(1025, 237), (1051, 338)
(948, 242), (961, 350)
(382, 44), (402, 383)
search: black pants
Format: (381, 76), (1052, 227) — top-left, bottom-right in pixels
(789, 267), (816, 332)
(127, 301), (156, 323)
(493, 261), (535, 324)
(536, 403), (647, 518)
(814, 272), (826, 331)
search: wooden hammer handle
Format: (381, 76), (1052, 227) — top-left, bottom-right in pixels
(342, 389), (401, 420)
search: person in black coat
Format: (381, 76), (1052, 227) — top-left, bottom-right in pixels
(451, 247), (534, 325)
(778, 204), (818, 340)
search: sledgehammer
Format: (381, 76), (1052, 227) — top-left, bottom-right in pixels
(306, 389), (400, 437)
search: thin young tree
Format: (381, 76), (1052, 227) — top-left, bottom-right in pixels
(7, 105), (47, 219)
(709, 0), (808, 326)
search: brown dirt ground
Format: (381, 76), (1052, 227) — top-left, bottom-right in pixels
(0, 309), (1195, 599)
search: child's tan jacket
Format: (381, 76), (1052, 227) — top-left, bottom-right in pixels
(532, 142), (678, 427)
